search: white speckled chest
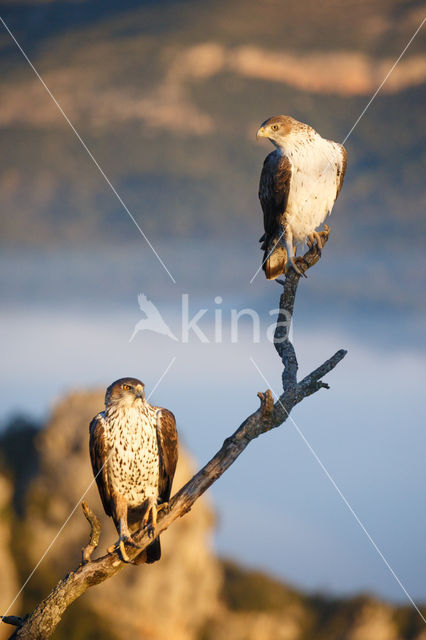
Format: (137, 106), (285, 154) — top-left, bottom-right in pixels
(103, 403), (159, 507)
(284, 134), (344, 245)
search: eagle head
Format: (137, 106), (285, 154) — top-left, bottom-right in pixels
(105, 377), (145, 406)
(256, 115), (299, 148)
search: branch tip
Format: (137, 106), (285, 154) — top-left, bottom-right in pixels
(81, 501), (101, 565)
(258, 389), (274, 421)
(1, 615), (27, 627)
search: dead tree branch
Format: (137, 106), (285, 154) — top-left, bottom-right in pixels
(81, 501), (101, 564)
(7, 230), (346, 639)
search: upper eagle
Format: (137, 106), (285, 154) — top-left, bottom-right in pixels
(89, 377), (178, 564)
(257, 115), (347, 279)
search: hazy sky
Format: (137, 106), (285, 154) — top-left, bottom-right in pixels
(0, 0), (424, 613)
(1, 272), (425, 603)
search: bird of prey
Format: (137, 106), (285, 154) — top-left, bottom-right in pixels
(89, 377), (178, 563)
(257, 115), (346, 279)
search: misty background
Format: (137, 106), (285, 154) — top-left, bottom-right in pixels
(0, 0), (425, 608)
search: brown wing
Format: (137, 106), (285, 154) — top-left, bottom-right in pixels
(156, 409), (178, 504)
(336, 144), (347, 199)
(258, 150), (292, 279)
(89, 413), (112, 517)
(259, 150), (292, 248)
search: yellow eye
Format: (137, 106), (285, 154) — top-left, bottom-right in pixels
(271, 124), (279, 132)
(123, 384), (131, 391)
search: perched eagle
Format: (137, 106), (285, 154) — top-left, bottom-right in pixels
(89, 377), (178, 563)
(257, 115), (347, 279)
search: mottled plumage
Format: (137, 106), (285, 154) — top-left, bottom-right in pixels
(257, 115), (347, 279)
(89, 377), (178, 563)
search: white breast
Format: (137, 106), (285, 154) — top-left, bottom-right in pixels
(284, 134), (344, 245)
(105, 404), (159, 508)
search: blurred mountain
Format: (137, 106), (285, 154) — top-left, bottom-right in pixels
(0, 473), (21, 640)
(0, 390), (425, 639)
(0, 0), (425, 252)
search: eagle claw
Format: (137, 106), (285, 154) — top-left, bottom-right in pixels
(108, 534), (142, 563)
(307, 231), (324, 256)
(157, 501), (169, 515)
(285, 257), (308, 278)
(141, 498), (158, 539)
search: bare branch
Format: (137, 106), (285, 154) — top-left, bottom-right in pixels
(274, 226), (330, 389)
(1, 617), (27, 628)
(9, 235), (346, 639)
(299, 348), (348, 396)
(81, 501), (101, 565)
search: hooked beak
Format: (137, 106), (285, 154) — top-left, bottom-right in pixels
(136, 386), (145, 400)
(256, 126), (266, 140)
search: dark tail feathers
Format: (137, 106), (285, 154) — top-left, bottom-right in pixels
(262, 245), (287, 280)
(132, 536), (161, 565)
(146, 537), (161, 564)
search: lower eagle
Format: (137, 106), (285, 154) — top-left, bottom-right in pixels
(89, 377), (178, 563)
(257, 115), (347, 279)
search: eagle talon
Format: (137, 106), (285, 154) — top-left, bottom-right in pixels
(108, 534), (142, 562)
(285, 257), (307, 278)
(319, 230), (329, 247)
(141, 497), (158, 539)
(118, 539), (130, 563)
(157, 502), (169, 518)
(308, 232), (324, 256)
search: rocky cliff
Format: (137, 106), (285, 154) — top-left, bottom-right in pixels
(0, 474), (21, 640)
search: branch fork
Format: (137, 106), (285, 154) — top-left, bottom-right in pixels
(7, 228), (347, 639)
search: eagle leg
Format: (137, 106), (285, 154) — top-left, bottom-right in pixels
(108, 501), (143, 562)
(285, 256), (308, 278)
(283, 228), (307, 277)
(141, 497), (158, 539)
(108, 531), (144, 563)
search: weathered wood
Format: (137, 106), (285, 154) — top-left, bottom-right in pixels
(8, 238), (346, 639)
(81, 501), (101, 564)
